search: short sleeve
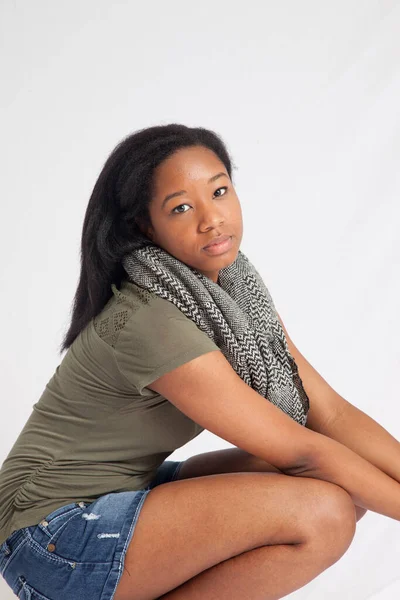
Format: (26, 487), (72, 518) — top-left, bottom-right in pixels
(114, 292), (220, 395)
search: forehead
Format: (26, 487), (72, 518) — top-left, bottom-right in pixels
(153, 146), (224, 187)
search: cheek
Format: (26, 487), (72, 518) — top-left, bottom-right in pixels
(158, 231), (191, 255)
(229, 199), (243, 222)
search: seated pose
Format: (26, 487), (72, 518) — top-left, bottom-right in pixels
(1, 124), (399, 600)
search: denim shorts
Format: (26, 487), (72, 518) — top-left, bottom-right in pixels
(0, 459), (183, 600)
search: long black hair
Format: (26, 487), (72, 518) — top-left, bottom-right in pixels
(59, 123), (235, 354)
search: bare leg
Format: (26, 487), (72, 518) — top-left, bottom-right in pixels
(158, 534), (349, 600)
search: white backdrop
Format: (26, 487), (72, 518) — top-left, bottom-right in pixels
(1, 1), (399, 598)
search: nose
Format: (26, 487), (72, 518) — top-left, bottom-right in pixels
(198, 200), (225, 230)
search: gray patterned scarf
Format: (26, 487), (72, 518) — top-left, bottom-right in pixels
(122, 244), (309, 426)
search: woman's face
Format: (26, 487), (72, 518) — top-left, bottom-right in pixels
(140, 145), (243, 284)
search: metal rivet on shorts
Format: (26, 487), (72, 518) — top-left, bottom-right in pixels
(4, 546), (11, 555)
(47, 543), (56, 553)
(77, 502), (85, 508)
(70, 562), (76, 569)
(40, 520), (49, 527)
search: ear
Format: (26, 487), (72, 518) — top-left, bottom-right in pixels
(135, 217), (153, 240)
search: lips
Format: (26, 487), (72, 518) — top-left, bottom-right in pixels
(203, 234), (231, 249)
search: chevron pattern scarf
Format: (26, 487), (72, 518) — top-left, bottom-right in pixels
(122, 244), (310, 426)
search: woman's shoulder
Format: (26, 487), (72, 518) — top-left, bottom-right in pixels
(93, 279), (200, 349)
(91, 279), (151, 348)
(110, 280), (220, 395)
(111, 278), (203, 323)
(113, 279), (154, 309)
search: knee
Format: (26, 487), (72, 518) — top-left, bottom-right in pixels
(307, 482), (357, 561)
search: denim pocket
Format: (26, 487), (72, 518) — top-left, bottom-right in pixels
(27, 502), (88, 565)
(33, 503), (85, 539)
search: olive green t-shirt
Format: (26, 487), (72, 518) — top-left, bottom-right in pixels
(0, 280), (219, 544)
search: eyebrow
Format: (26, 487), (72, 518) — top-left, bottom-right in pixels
(161, 172), (229, 209)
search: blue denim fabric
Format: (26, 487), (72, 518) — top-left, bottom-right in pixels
(0, 460), (183, 600)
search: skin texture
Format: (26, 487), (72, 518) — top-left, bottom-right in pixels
(138, 145), (243, 283)
(115, 468), (357, 600)
(175, 447), (368, 522)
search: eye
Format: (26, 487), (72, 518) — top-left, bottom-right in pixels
(171, 186), (228, 215)
(214, 186), (228, 197)
(171, 203), (190, 215)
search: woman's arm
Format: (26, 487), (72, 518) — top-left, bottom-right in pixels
(147, 347), (400, 522)
(293, 432), (400, 520)
(274, 312), (400, 519)
(315, 399), (400, 484)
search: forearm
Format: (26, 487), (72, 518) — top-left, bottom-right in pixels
(295, 431), (400, 521)
(321, 400), (400, 482)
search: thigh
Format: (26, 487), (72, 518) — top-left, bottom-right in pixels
(115, 471), (356, 600)
(174, 449), (368, 522)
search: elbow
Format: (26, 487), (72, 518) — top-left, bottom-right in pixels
(280, 456), (314, 476)
(280, 438), (321, 477)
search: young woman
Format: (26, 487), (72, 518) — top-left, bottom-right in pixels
(1, 123), (399, 600)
